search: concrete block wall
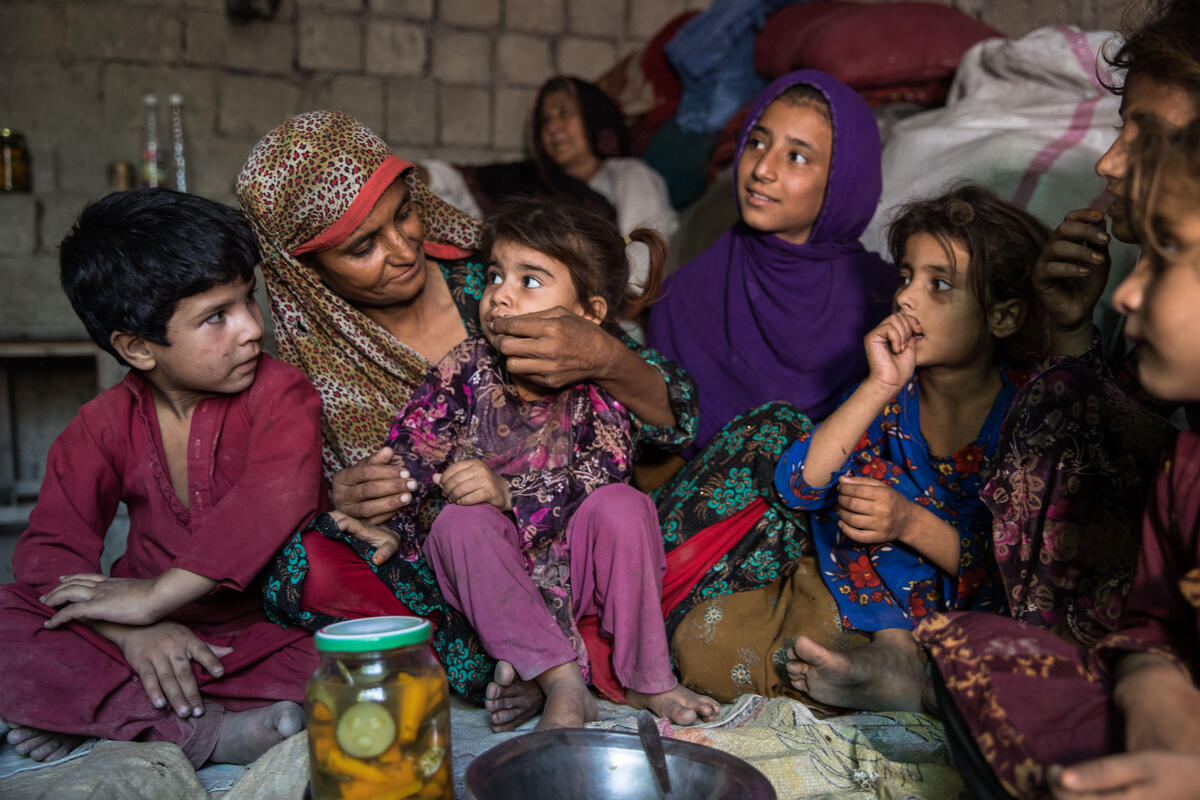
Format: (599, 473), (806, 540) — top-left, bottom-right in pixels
(4, 1), (1130, 245)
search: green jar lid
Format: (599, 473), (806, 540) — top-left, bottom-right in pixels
(315, 616), (432, 653)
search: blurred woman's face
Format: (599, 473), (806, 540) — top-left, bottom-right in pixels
(539, 90), (596, 176)
(310, 179), (428, 309)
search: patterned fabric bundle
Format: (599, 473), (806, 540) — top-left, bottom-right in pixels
(236, 110), (482, 478)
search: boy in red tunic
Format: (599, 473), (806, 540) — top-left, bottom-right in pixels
(0, 189), (325, 767)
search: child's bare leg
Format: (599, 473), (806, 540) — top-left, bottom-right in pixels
(6, 726), (86, 761)
(626, 683), (721, 725)
(531, 662), (596, 732)
(485, 660), (546, 732)
(209, 701), (305, 765)
(786, 628), (926, 712)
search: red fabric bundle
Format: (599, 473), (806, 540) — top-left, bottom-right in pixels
(755, 1), (1000, 107)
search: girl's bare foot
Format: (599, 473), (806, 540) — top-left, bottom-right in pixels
(7, 726), (86, 762)
(531, 662), (596, 732)
(786, 629), (926, 712)
(626, 683), (721, 726)
(209, 701), (305, 765)
(485, 660), (545, 732)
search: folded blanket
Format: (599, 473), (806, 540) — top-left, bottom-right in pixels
(598, 695), (964, 799)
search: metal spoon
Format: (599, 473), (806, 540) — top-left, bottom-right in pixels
(636, 710), (673, 799)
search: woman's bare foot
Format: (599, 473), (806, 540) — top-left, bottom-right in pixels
(531, 662), (597, 732)
(485, 660), (545, 732)
(786, 628), (926, 712)
(209, 701), (305, 765)
(626, 683), (721, 726)
(6, 726), (86, 761)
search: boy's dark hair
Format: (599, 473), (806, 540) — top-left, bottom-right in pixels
(774, 82), (833, 125)
(1103, 0), (1200, 106)
(59, 188), (259, 366)
(480, 197), (667, 337)
(887, 184), (1050, 364)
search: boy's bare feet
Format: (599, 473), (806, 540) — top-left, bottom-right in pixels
(786, 628), (926, 712)
(626, 683), (721, 726)
(485, 660), (545, 732)
(531, 662), (596, 732)
(6, 726), (86, 761)
(209, 701), (305, 765)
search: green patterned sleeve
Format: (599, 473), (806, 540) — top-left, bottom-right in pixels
(622, 334), (698, 455)
(439, 256), (485, 336)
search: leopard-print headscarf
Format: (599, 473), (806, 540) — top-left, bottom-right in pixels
(237, 110), (482, 479)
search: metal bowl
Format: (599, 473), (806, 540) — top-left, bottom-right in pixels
(464, 728), (777, 800)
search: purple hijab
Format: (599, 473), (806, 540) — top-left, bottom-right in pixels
(647, 70), (893, 452)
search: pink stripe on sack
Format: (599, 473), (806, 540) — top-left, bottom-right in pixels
(1012, 26), (1107, 209)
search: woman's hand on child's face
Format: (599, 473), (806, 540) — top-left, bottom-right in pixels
(41, 574), (163, 628)
(1035, 208), (1111, 334)
(435, 460), (512, 511)
(327, 511), (403, 565)
(114, 620), (233, 719)
(835, 476), (913, 544)
(331, 447), (419, 525)
(864, 313), (920, 392)
(489, 307), (614, 389)
(1048, 751), (1200, 800)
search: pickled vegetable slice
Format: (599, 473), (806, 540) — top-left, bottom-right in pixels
(395, 675), (426, 744)
(335, 701), (396, 759)
(325, 749), (391, 783)
(416, 745), (445, 779)
(310, 700), (334, 723)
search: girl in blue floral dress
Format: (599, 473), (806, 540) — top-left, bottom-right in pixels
(776, 185), (1047, 712)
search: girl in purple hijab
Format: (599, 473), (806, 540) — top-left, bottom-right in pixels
(647, 69), (893, 452)
(647, 72), (893, 683)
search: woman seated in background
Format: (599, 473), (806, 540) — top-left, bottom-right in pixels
(423, 75), (678, 293)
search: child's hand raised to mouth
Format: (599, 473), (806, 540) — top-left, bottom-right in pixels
(864, 312), (922, 393)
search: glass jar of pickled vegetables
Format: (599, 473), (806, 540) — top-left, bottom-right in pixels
(308, 616), (452, 800)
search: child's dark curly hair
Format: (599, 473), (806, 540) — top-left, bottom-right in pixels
(480, 197), (667, 337)
(887, 184), (1051, 364)
(1102, 0), (1200, 107)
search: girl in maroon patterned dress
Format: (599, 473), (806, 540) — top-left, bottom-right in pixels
(333, 198), (719, 732)
(980, 0), (1198, 646)
(920, 115), (1200, 800)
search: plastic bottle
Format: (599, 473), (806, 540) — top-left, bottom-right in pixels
(0, 129), (31, 192)
(107, 161), (135, 192)
(168, 93), (187, 193)
(141, 94), (160, 188)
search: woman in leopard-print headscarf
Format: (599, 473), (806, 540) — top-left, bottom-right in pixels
(237, 111), (697, 703)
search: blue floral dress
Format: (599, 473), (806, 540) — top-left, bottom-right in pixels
(774, 371), (1020, 633)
